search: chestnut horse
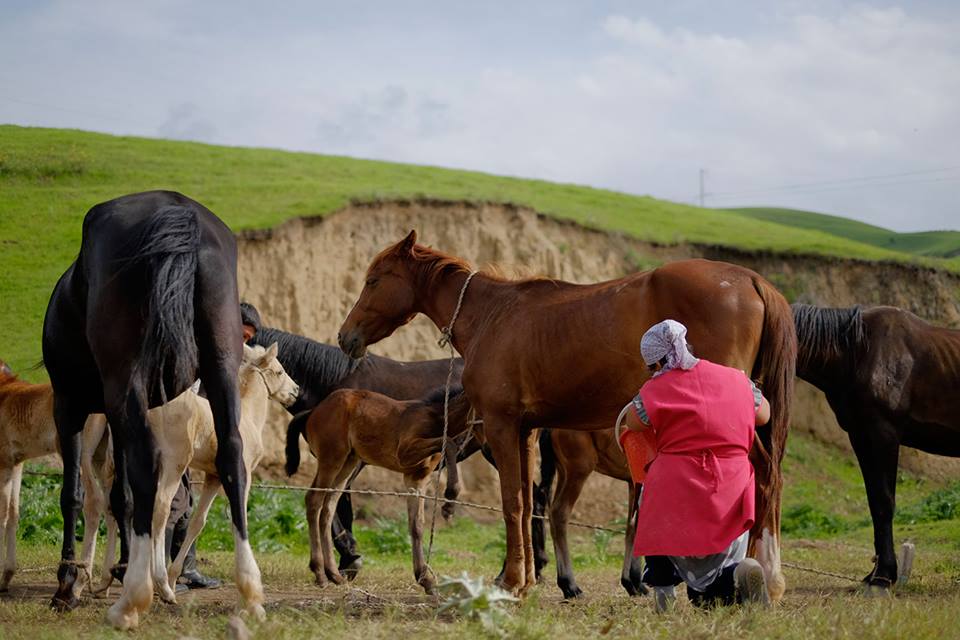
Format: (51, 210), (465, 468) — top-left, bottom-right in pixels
(338, 231), (796, 598)
(793, 303), (960, 589)
(42, 191), (258, 629)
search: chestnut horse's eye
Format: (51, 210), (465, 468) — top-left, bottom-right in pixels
(365, 277), (378, 287)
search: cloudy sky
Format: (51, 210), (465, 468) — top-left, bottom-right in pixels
(2, 1), (958, 231)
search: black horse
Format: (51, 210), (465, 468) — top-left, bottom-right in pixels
(792, 303), (960, 589)
(42, 191), (263, 629)
(246, 322), (466, 576)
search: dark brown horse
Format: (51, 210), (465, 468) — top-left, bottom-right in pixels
(42, 191), (260, 629)
(792, 303), (960, 589)
(338, 231), (796, 598)
(541, 429), (644, 599)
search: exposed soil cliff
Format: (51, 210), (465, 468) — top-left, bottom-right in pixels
(236, 199), (960, 523)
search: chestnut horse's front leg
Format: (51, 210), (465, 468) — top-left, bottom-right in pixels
(519, 428), (537, 593)
(484, 416), (525, 593)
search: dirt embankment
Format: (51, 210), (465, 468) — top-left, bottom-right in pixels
(236, 199), (960, 523)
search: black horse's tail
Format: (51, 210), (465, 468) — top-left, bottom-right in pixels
(285, 410), (312, 476)
(133, 205), (201, 400)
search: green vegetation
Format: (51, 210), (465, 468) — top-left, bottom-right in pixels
(3, 126), (959, 380)
(730, 207), (960, 258)
(9, 428), (960, 639)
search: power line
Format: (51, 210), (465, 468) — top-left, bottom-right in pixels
(708, 174), (960, 200)
(708, 166), (960, 199)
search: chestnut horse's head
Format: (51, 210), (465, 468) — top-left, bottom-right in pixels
(338, 230), (422, 358)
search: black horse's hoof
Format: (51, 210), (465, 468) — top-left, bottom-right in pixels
(50, 595), (81, 612)
(622, 577), (650, 597)
(110, 565), (127, 584)
(558, 580), (584, 600)
(339, 556), (363, 581)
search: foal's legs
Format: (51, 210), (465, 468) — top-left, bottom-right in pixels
(318, 463), (356, 586)
(0, 463), (22, 591)
(405, 473), (436, 594)
(79, 414), (108, 595)
(50, 396), (88, 611)
(150, 452), (186, 604)
(168, 476), (221, 587)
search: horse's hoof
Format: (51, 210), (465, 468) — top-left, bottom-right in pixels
(864, 583), (893, 598)
(50, 594), (81, 612)
(1, 568), (14, 591)
(340, 556), (363, 581)
(110, 565), (127, 584)
(326, 569), (345, 585)
(240, 604), (266, 622)
(622, 577), (649, 597)
(442, 504), (456, 521)
(106, 604), (139, 631)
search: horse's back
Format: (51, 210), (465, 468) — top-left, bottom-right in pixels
(861, 306), (960, 425)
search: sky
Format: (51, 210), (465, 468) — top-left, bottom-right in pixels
(1, 1), (958, 232)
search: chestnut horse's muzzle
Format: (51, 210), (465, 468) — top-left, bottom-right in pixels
(338, 330), (366, 359)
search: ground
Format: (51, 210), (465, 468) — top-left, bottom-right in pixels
(5, 474), (960, 639)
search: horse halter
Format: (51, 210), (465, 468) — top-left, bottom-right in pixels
(249, 362), (285, 398)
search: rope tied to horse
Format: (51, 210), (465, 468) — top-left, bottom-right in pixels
(428, 269), (479, 566)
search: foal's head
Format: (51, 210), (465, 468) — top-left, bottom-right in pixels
(340, 230), (472, 358)
(241, 343), (300, 407)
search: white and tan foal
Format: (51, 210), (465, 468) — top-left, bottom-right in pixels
(80, 343), (298, 627)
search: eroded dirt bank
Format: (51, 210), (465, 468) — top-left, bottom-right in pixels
(236, 199), (960, 523)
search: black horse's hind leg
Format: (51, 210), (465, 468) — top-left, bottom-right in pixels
(51, 397), (88, 611)
(333, 495), (362, 579)
(847, 415), (900, 588)
(108, 425), (130, 584)
(104, 389), (162, 629)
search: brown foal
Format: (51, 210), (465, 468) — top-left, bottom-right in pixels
(338, 231), (796, 598)
(287, 386), (472, 594)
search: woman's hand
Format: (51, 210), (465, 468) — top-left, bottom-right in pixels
(625, 404), (650, 432)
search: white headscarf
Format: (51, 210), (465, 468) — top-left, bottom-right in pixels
(640, 319), (699, 376)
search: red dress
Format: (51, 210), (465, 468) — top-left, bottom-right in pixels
(632, 359), (756, 557)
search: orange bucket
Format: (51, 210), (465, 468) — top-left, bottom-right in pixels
(619, 428), (655, 484)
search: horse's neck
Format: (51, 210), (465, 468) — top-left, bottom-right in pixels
(418, 272), (503, 356)
(238, 366), (270, 428)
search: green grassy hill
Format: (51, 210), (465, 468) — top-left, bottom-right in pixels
(2, 125), (958, 377)
(731, 207), (960, 258)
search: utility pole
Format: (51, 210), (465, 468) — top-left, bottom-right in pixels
(699, 168), (706, 207)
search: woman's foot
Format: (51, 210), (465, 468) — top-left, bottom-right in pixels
(734, 559), (771, 606)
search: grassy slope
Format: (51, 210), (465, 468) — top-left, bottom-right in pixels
(2, 125), (958, 378)
(730, 207), (960, 258)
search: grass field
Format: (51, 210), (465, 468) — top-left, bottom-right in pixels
(730, 207), (960, 258)
(3, 125), (959, 379)
(4, 431), (960, 639)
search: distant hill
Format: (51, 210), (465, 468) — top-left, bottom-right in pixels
(2, 125), (959, 376)
(730, 207), (960, 258)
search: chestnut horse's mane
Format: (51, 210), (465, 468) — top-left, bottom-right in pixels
(373, 240), (554, 292)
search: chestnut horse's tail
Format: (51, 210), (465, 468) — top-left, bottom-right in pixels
(285, 410), (312, 477)
(749, 276), (797, 561)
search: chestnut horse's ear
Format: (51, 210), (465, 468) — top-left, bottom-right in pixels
(397, 230), (417, 254)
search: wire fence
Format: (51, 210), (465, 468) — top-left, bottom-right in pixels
(22, 469), (870, 583)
